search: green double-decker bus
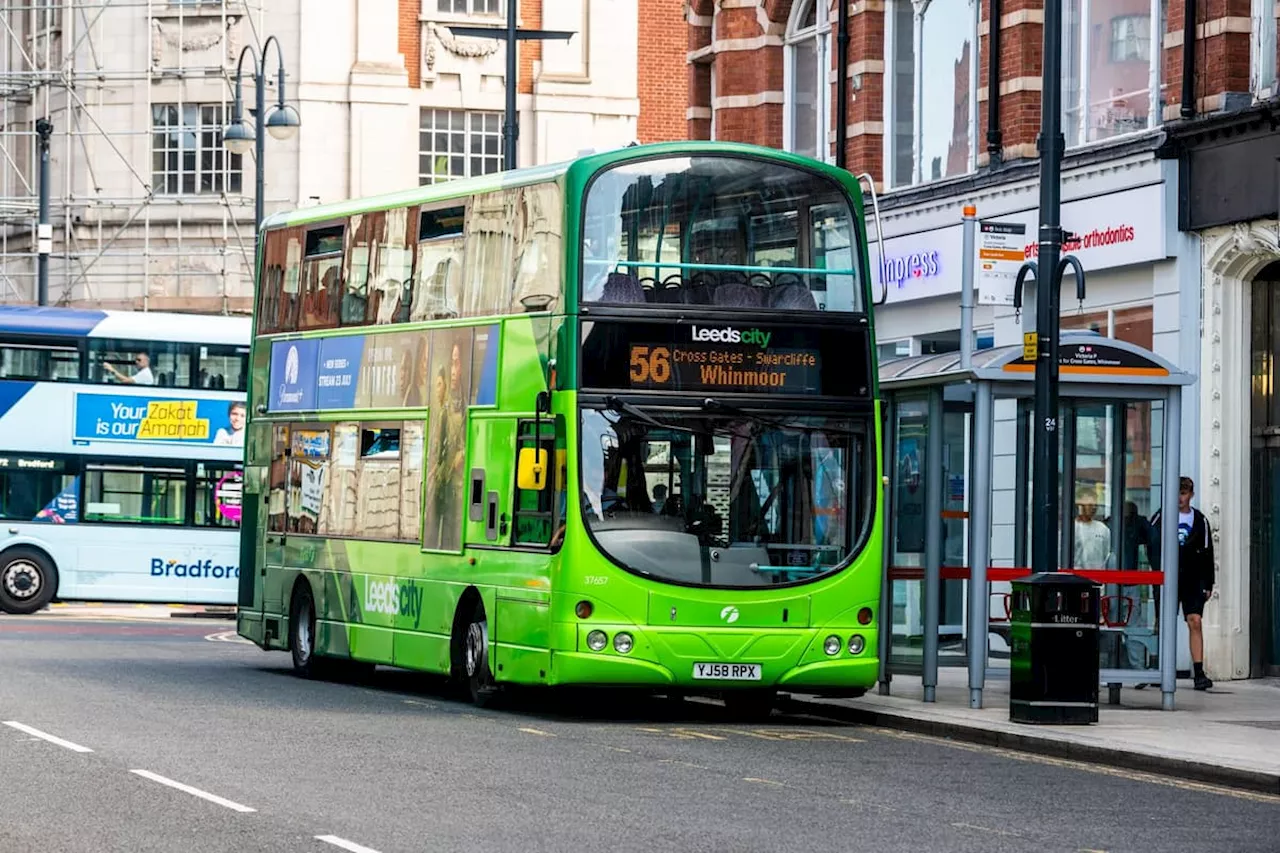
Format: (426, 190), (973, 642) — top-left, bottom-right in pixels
(236, 141), (883, 711)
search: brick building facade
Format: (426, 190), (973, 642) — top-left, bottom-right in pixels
(689, 0), (1280, 682)
(688, 0), (1260, 186)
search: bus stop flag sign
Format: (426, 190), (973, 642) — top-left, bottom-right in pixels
(978, 220), (1027, 305)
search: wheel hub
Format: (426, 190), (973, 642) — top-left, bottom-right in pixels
(296, 610), (312, 662)
(465, 621), (485, 677)
(2, 562), (39, 599)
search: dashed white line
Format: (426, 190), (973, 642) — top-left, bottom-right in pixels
(316, 835), (383, 853)
(3, 720), (93, 753)
(129, 769), (256, 813)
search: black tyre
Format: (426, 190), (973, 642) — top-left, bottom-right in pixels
(452, 599), (496, 705)
(0, 548), (58, 615)
(290, 584), (372, 682)
(289, 584), (322, 678)
(722, 689), (777, 721)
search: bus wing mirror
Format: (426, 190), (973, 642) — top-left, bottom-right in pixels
(518, 447), (549, 491)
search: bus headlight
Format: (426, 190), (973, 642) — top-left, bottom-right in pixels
(824, 635), (842, 656)
(613, 632), (634, 654)
(587, 630), (608, 652)
(848, 635), (866, 655)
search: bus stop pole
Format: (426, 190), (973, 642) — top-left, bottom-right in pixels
(879, 397), (897, 695)
(960, 205), (976, 370)
(1159, 388), (1183, 710)
(967, 380), (994, 708)
(923, 386), (944, 702)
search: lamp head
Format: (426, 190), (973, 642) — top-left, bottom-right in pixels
(222, 119), (254, 155)
(266, 104), (301, 140)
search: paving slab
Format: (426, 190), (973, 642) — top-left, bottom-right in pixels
(791, 666), (1280, 795)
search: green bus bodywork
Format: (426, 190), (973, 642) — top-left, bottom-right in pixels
(237, 141), (883, 702)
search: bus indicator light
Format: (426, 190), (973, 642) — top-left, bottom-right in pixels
(857, 607), (873, 625)
(575, 600), (593, 619)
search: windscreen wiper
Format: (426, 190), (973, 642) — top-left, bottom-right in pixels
(700, 397), (856, 433)
(603, 396), (705, 435)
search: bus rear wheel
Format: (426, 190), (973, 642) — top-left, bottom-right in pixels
(0, 548), (57, 615)
(452, 599), (496, 706)
(290, 584), (324, 678)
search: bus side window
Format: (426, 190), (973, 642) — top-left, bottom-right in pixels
(0, 344), (79, 382)
(299, 224), (344, 331)
(267, 425), (290, 533)
(512, 418), (559, 547)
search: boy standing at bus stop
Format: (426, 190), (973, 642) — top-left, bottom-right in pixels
(1149, 476), (1216, 690)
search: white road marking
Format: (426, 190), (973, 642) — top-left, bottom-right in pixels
(129, 769), (256, 813)
(316, 835), (383, 853)
(3, 721), (93, 753)
(518, 727), (555, 737)
(205, 631), (251, 644)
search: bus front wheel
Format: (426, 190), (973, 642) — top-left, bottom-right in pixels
(0, 548), (57, 615)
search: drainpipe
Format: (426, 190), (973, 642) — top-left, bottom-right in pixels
(986, 0), (1003, 163)
(1181, 0), (1196, 118)
(835, 0), (850, 169)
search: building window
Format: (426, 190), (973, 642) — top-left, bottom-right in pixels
(785, 0), (830, 161)
(437, 0), (501, 16)
(885, 0), (979, 189)
(1062, 1), (1163, 147)
(151, 104), (243, 195)
(1110, 15), (1150, 62)
(1252, 0), (1278, 99)
(418, 109), (503, 185)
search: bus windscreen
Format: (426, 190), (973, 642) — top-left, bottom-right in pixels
(580, 155), (863, 312)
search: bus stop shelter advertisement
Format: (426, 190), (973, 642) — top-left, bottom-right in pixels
(73, 394), (244, 446)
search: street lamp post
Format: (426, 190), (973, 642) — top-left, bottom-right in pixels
(222, 36), (301, 236)
(448, 1), (574, 171)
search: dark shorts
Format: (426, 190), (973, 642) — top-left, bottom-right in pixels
(1180, 588), (1208, 618)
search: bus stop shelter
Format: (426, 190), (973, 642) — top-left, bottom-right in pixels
(877, 333), (1194, 712)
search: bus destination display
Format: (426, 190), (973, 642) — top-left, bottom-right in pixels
(628, 326), (821, 394)
(581, 321), (870, 398)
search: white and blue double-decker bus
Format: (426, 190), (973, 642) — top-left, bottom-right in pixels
(0, 306), (250, 614)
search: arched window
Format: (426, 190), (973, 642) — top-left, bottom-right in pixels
(785, 0), (830, 161)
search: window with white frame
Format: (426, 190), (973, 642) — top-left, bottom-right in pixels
(1252, 0), (1277, 99)
(1062, 0), (1163, 147)
(785, 0), (830, 161)
(885, 0), (979, 189)
(418, 109), (503, 185)
(437, 0), (501, 15)
(151, 104), (242, 195)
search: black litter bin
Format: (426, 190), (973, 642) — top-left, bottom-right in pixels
(1009, 572), (1100, 725)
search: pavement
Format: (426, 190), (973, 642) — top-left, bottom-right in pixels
(3, 615), (1278, 853)
(792, 666), (1280, 796)
(29, 601), (237, 620)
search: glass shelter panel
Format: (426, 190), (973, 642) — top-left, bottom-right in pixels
(890, 398), (928, 669)
(1019, 398), (1165, 674)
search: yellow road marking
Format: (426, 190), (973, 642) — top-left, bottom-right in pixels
(671, 728), (725, 741)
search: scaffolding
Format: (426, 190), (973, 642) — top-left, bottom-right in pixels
(0, 0), (268, 314)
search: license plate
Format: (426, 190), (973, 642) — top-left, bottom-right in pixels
(692, 662), (762, 681)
